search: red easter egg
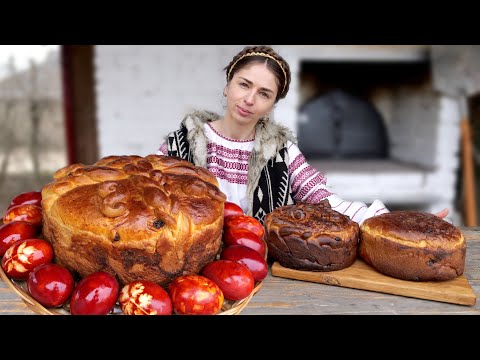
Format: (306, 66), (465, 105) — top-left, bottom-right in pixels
(3, 204), (43, 227)
(119, 280), (172, 315)
(27, 263), (75, 307)
(220, 245), (268, 282)
(69, 271), (119, 315)
(0, 221), (39, 257)
(224, 214), (264, 240)
(202, 260), (254, 301)
(224, 201), (244, 218)
(8, 191), (42, 209)
(1, 238), (54, 280)
(223, 227), (266, 258)
(168, 274), (223, 315)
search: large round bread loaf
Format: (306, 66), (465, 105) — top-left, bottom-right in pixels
(359, 211), (465, 281)
(264, 203), (360, 271)
(41, 155), (226, 287)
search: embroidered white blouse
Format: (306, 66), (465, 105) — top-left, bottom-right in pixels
(157, 123), (389, 224)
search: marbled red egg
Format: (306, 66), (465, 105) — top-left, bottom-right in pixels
(119, 280), (172, 315)
(3, 204), (43, 227)
(1, 238), (54, 280)
(168, 274), (224, 315)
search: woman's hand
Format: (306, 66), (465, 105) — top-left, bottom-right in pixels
(434, 208), (449, 219)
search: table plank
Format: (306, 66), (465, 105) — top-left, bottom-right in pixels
(241, 227), (480, 315)
(1, 227), (479, 315)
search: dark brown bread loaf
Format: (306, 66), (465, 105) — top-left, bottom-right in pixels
(264, 203), (360, 271)
(41, 154), (226, 287)
(359, 211), (466, 281)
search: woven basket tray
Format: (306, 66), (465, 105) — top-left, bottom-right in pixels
(0, 265), (264, 315)
(0, 241), (266, 315)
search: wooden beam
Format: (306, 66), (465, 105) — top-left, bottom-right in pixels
(61, 45), (98, 165)
(462, 118), (478, 226)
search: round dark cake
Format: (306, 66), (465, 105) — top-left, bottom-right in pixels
(264, 203), (360, 271)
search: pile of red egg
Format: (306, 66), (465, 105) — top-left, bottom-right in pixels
(1, 191), (268, 315)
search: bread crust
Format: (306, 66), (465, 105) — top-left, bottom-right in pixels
(264, 203), (359, 271)
(41, 155), (226, 287)
(359, 211), (465, 281)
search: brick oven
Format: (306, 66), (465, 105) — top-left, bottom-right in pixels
(273, 45), (462, 224)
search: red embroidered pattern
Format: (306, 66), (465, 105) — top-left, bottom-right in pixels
(207, 143), (251, 161)
(306, 188), (333, 203)
(297, 173), (327, 199)
(158, 143), (167, 155)
(291, 165), (321, 194)
(206, 139), (250, 185)
(289, 153), (307, 176)
(209, 167), (248, 184)
(207, 156), (249, 171)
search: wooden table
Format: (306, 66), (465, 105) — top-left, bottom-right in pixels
(1, 227), (479, 315)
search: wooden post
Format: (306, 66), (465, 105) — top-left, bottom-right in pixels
(461, 119), (477, 226)
(60, 45), (98, 165)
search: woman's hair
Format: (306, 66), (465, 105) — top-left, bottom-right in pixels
(224, 45), (291, 103)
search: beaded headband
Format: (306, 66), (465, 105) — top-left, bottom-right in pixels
(227, 52), (287, 95)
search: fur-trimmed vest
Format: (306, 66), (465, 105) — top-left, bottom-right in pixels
(164, 110), (298, 223)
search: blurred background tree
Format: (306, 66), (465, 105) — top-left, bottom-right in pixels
(0, 46), (66, 213)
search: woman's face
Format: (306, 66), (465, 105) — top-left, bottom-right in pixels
(225, 62), (278, 126)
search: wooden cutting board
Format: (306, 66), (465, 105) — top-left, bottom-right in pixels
(271, 259), (477, 306)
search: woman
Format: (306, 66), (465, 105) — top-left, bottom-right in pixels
(157, 45), (449, 224)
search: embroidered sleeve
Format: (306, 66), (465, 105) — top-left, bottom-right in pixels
(327, 195), (389, 224)
(287, 142), (389, 224)
(157, 142), (168, 155)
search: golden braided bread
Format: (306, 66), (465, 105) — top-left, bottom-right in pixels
(41, 155), (226, 287)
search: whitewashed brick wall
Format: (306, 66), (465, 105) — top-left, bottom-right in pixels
(94, 45), (243, 157)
